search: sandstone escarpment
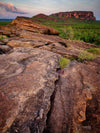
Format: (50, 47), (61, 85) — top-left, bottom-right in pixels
(50, 11), (96, 21)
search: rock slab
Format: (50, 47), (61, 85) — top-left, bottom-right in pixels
(0, 47), (60, 133)
(44, 59), (100, 133)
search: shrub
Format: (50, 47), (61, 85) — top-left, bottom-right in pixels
(94, 35), (100, 46)
(0, 35), (7, 40)
(78, 51), (97, 62)
(86, 48), (100, 55)
(0, 35), (4, 40)
(63, 26), (74, 40)
(59, 57), (70, 69)
(60, 26), (74, 40)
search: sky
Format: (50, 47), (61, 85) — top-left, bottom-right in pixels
(0, 0), (100, 20)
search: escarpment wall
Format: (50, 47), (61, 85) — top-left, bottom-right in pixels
(51, 11), (96, 21)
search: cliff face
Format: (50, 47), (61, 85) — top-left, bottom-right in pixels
(50, 11), (96, 21)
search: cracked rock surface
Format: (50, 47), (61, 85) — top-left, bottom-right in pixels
(0, 47), (61, 133)
(44, 58), (100, 133)
(0, 18), (100, 133)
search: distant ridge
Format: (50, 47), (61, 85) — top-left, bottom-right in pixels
(33, 11), (96, 22)
(7, 11), (96, 23)
(0, 11), (96, 22)
(50, 11), (96, 21)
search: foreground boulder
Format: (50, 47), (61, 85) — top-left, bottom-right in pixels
(0, 45), (12, 54)
(44, 58), (100, 133)
(0, 47), (60, 133)
(0, 41), (100, 133)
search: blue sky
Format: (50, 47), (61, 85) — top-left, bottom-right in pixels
(0, 0), (100, 20)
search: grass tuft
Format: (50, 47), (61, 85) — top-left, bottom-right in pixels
(59, 57), (70, 69)
(86, 48), (100, 55)
(78, 51), (97, 62)
(0, 35), (7, 40)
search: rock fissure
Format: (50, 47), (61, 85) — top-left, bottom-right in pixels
(41, 60), (100, 133)
(43, 76), (60, 133)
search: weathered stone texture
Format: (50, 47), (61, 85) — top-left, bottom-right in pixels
(0, 48), (60, 133)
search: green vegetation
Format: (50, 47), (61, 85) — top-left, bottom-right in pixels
(78, 51), (97, 62)
(33, 17), (100, 46)
(61, 26), (74, 40)
(59, 57), (70, 69)
(0, 18), (100, 46)
(86, 48), (100, 55)
(0, 21), (11, 25)
(0, 35), (7, 40)
(57, 22), (100, 46)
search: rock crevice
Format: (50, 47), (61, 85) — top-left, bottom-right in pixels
(43, 60), (100, 133)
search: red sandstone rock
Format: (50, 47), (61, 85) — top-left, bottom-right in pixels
(0, 47), (60, 133)
(0, 18), (59, 37)
(44, 58), (100, 133)
(50, 11), (96, 21)
(0, 14), (99, 133)
(0, 31), (98, 57)
(11, 17), (59, 35)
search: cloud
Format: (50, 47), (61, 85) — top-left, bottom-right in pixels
(0, 2), (27, 14)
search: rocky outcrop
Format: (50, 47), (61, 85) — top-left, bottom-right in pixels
(0, 46), (99, 133)
(0, 18), (100, 133)
(12, 17), (59, 35)
(0, 32), (98, 58)
(0, 37), (12, 54)
(0, 45), (12, 54)
(0, 47), (61, 133)
(50, 11), (96, 21)
(44, 58), (100, 133)
(0, 17), (59, 37)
